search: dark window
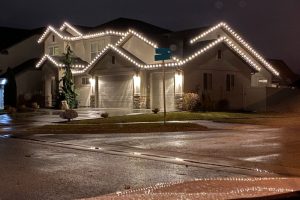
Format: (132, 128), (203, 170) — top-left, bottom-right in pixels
(217, 50), (222, 59)
(82, 77), (90, 85)
(203, 73), (212, 90)
(226, 74), (235, 91)
(112, 56), (116, 64)
(52, 35), (55, 42)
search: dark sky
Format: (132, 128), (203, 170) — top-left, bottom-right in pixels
(1, 0), (300, 74)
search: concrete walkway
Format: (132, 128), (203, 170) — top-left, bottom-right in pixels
(0, 108), (152, 134)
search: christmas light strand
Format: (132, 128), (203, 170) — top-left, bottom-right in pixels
(190, 22), (279, 76)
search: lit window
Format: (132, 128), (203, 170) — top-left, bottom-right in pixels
(203, 73), (212, 90)
(226, 74), (235, 91)
(82, 77), (90, 85)
(49, 46), (60, 56)
(258, 79), (268, 83)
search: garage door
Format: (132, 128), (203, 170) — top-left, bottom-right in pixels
(98, 74), (133, 108)
(151, 72), (175, 111)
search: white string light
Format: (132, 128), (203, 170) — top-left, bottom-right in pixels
(36, 36), (263, 74)
(38, 22), (157, 47)
(36, 54), (86, 69)
(37, 21), (279, 77)
(59, 22), (83, 36)
(190, 22), (279, 76)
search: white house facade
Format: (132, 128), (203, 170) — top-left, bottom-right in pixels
(35, 19), (298, 112)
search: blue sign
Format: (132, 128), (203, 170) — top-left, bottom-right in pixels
(155, 48), (171, 61)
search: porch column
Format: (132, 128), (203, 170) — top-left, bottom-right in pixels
(95, 76), (99, 108)
(44, 76), (52, 108)
(174, 70), (184, 110)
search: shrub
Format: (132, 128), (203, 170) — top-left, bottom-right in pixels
(152, 108), (160, 114)
(60, 109), (78, 122)
(18, 105), (28, 112)
(182, 93), (201, 111)
(5, 106), (17, 114)
(32, 102), (40, 109)
(101, 112), (109, 118)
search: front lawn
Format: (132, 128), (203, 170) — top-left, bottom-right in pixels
(70, 111), (266, 124)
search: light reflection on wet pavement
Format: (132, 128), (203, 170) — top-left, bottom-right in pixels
(14, 120), (300, 177)
(2, 112), (300, 199)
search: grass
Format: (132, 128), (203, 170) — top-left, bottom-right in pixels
(25, 111), (300, 134)
(214, 115), (300, 127)
(70, 111), (266, 124)
(27, 123), (208, 134)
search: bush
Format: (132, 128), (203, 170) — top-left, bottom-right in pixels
(32, 102), (40, 109)
(60, 109), (78, 122)
(101, 112), (109, 118)
(5, 106), (17, 114)
(152, 108), (160, 114)
(18, 104), (28, 112)
(182, 93), (201, 111)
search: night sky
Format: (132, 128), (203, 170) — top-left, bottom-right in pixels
(1, 0), (299, 73)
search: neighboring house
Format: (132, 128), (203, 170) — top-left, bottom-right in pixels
(36, 18), (299, 111)
(0, 27), (44, 106)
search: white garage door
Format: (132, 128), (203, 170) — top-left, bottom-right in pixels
(98, 74), (133, 108)
(151, 72), (175, 111)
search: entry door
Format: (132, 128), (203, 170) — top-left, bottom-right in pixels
(151, 72), (175, 111)
(98, 74), (133, 108)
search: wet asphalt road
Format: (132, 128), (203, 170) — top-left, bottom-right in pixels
(1, 116), (300, 199)
(0, 138), (247, 200)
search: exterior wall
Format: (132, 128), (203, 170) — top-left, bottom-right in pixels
(44, 33), (122, 63)
(122, 35), (156, 64)
(41, 63), (59, 107)
(183, 44), (252, 110)
(244, 87), (300, 112)
(16, 69), (43, 105)
(0, 35), (42, 73)
(44, 33), (65, 56)
(150, 70), (176, 111)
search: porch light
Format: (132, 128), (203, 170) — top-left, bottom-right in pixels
(89, 78), (95, 86)
(175, 71), (183, 95)
(133, 74), (141, 95)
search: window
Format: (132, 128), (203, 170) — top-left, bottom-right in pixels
(52, 35), (55, 42)
(49, 46), (60, 56)
(203, 73), (212, 90)
(226, 74), (235, 91)
(112, 56), (116, 64)
(82, 77), (90, 85)
(90, 39), (106, 60)
(217, 49), (222, 59)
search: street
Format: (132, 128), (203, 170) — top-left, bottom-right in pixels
(1, 120), (300, 199)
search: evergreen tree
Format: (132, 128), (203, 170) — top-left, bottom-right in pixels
(4, 67), (17, 107)
(58, 45), (77, 109)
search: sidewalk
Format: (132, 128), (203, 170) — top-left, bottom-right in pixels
(84, 177), (300, 200)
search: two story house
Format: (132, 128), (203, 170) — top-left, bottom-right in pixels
(36, 18), (298, 112)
